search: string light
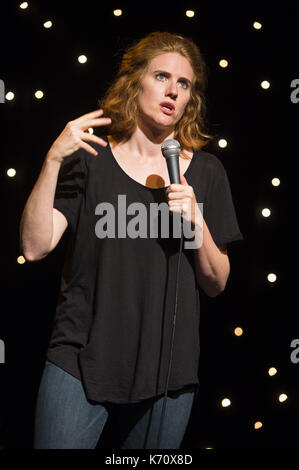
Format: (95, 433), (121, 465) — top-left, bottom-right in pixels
(7, 168), (16, 177)
(88, 128), (94, 134)
(254, 421), (263, 430)
(261, 208), (271, 218)
(78, 55), (87, 64)
(234, 327), (243, 336)
(261, 80), (270, 90)
(6, 91), (15, 101)
(267, 273), (277, 283)
(218, 139), (227, 148)
(271, 178), (280, 187)
(253, 21), (262, 30)
(186, 10), (195, 18)
(278, 393), (288, 403)
(221, 398), (231, 408)
(17, 256), (26, 265)
(219, 59), (228, 68)
(34, 90), (44, 99)
(19, 2), (28, 9)
(113, 9), (122, 16)
(43, 20), (53, 29)
(268, 367), (277, 376)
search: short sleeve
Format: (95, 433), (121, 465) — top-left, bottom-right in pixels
(53, 148), (87, 232)
(203, 159), (243, 248)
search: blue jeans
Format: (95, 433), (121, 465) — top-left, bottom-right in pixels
(34, 361), (195, 449)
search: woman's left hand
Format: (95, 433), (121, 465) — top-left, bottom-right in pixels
(166, 174), (203, 228)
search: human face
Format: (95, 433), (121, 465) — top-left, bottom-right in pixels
(137, 52), (194, 134)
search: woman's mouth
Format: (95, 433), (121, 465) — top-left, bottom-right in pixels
(159, 102), (175, 115)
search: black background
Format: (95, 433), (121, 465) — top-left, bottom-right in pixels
(0, 1), (297, 449)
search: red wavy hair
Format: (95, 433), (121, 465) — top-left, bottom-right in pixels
(99, 32), (212, 158)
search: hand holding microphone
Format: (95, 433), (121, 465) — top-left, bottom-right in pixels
(162, 139), (202, 229)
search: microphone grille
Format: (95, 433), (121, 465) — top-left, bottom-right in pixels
(161, 139), (181, 159)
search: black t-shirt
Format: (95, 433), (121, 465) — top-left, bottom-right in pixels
(47, 138), (243, 404)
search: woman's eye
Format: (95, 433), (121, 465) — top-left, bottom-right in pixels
(156, 73), (167, 81)
(155, 74), (189, 89)
(178, 81), (188, 89)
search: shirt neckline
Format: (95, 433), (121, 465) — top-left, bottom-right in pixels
(106, 138), (197, 191)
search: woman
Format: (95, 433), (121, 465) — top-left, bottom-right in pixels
(20, 32), (243, 449)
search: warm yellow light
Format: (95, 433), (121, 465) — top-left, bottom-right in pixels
(88, 128), (94, 134)
(221, 398), (231, 408)
(186, 10), (195, 17)
(253, 21), (262, 30)
(34, 90), (44, 99)
(268, 367), (277, 376)
(267, 273), (277, 283)
(17, 255), (26, 264)
(271, 178), (280, 187)
(278, 393), (288, 403)
(20, 2), (28, 9)
(113, 9), (122, 16)
(218, 139), (227, 148)
(261, 208), (271, 217)
(234, 327), (243, 337)
(78, 55), (87, 64)
(261, 80), (270, 90)
(7, 168), (16, 177)
(254, 421), (263, 429)
(219, 59), (228, 68)
(43, 20), (52, 29)
(6, 91), (15, 101)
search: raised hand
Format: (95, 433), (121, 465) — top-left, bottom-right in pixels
(47, 109), (111, 163)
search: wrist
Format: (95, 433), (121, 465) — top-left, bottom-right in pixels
(193, 206), (203, 232)
(46, 150), (63, 165)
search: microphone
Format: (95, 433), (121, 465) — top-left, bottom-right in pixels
(161, 139), (181, 184)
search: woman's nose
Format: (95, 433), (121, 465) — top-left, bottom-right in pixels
(165, 80), (178, 99)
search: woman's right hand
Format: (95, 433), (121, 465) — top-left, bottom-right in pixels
(46, 109), (112, 163)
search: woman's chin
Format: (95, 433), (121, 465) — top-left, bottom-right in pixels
(137, 114), (176, 138)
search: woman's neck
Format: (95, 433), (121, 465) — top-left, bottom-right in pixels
(110, 125), (175, 160)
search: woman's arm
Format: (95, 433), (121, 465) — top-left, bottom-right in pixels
(192, 220), (230, 297)
(166, 174), (230, 297)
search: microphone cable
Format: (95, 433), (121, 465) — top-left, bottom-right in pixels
(143, 139), (184, 449)
(155, 217), (184, 449)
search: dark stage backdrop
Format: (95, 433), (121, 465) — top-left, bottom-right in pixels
(0, 1), (296, 450)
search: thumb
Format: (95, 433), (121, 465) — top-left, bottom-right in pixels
(180, 173), (188, 185)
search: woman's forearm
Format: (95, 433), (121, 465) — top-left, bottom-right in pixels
(19, 154), (62, 261)
(193, 219), (230, 297)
